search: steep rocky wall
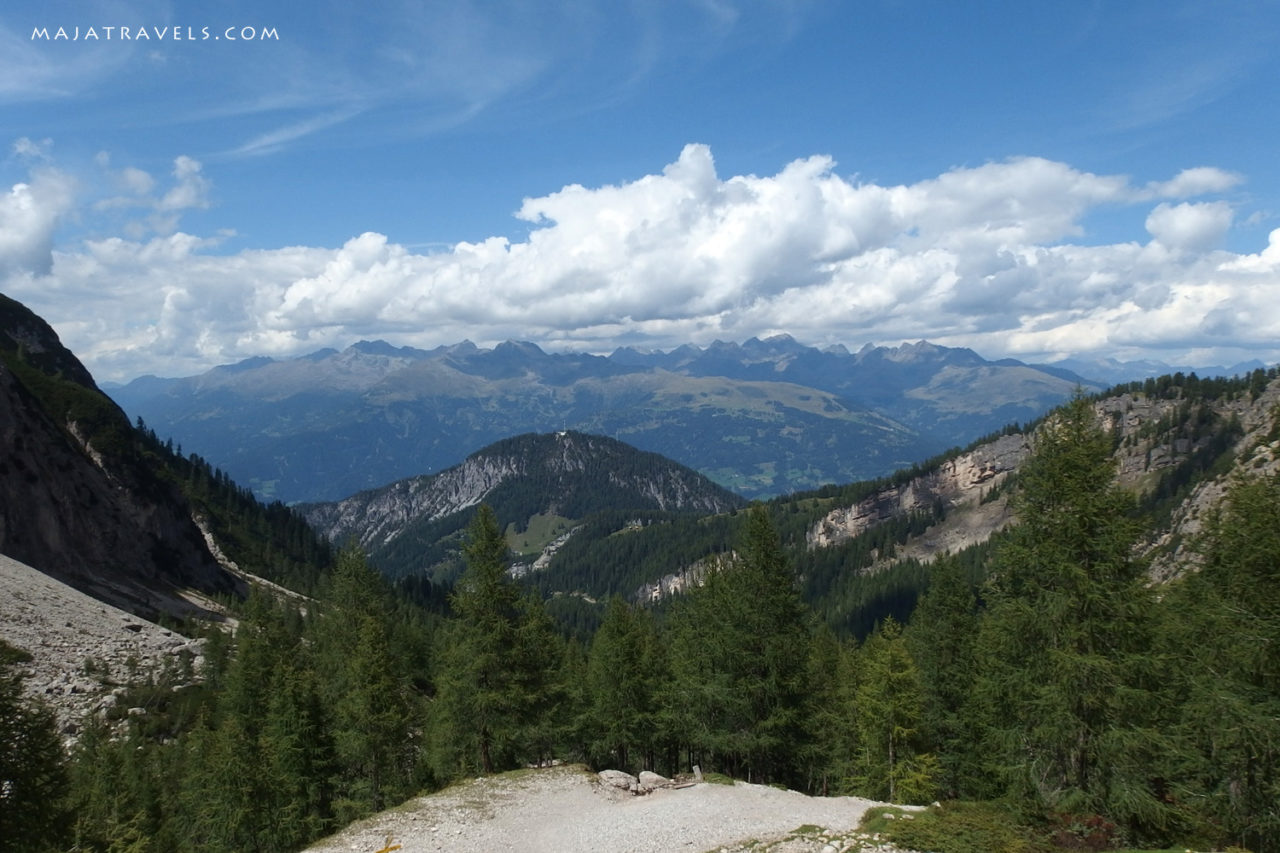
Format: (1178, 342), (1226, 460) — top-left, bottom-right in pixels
(806, 378), (1280, 581)
(807, 433), (1030, 550)
(0, 362), (237, 621)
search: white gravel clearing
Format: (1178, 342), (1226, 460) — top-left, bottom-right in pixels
(304, 764), (903, 853)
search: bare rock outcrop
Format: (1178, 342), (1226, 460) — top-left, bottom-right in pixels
(807, 433), (1029, 552)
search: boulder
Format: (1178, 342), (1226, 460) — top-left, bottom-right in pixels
(638, 771), (670, 791)
(597, 769), (638, 791)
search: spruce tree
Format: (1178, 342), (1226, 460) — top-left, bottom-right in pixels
(433, 504), (558, 775)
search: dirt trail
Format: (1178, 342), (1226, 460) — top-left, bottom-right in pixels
(305, 765), (911, 853)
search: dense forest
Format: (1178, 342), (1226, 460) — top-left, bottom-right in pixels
(3, 379), (1280, 852)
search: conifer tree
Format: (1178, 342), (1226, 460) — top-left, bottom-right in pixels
(1168, 472), (1280, 851)
(433, 504), (558, 775)
(312, 545), (417, 816)
(0, 641), (68, 852)
(973, 394), (1163, 828)
(852, 617), (935, 803)
(907, 556), (980, 799)
(333, 613), (412, 815)
(585, 596), (660, 772)
(801, 626), (856, 795)
(664, 506), (809, 784)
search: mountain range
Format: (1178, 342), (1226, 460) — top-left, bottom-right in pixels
(109, 335), (1103, 503)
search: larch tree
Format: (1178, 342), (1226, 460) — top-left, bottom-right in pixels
(852, 616), (935, 803)
(973, 394), (1164, 830)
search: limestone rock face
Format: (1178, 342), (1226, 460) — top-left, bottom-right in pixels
(807, 433), (1030, 551)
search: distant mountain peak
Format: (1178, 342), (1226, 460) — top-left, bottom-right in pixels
(349, 339), (414, 357)
(111, 332), (1098, 503)
(301, 430), (746, 578)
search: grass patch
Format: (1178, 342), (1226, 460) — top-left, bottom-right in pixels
(701, 772), (736, 785)
(506, 512), (575, 556)
(862, 801), (1051, 853)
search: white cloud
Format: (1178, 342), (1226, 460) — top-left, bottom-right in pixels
(1144, 166), (1242, 198)
(0, 167), (74, 275)
(12, 136), (53, 162)
(4, 145), (1279, 381)
(1145, 201), (1234, 252)
(91, 154), (211, 236)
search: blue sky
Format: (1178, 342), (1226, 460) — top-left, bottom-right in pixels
(2, 0), (1279, 381)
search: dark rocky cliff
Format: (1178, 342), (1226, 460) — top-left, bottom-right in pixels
(0, 293), (239, 620)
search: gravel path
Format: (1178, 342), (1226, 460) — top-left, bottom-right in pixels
(305, 765), (909, 853)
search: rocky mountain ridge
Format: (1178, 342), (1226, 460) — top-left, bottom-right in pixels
(807, 432), (1030, 551)
(302, 430), (746, 580)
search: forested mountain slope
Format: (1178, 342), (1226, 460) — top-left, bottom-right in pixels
(6, 284), (1278, 853)
(502, 367), (1279, 639)
(301, 430), (746, 582)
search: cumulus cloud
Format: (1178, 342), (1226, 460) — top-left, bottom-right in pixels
(1145, 201), (1234, 252)
(1144, 166), (1242, 198)
(0, 167), (74, 276)
(3, 145), (1278, 381)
